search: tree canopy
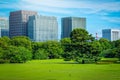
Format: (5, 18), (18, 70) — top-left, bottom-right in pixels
(0, 28), (120, 64)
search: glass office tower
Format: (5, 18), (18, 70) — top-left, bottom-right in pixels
(9, 10), (37, 37)
(0, 17), (9, 37)
(28, 15), (58, 42)
(102, 29), (120, 41)
(61, 17), (86, 38)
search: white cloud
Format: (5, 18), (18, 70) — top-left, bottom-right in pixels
(101, 17), (120, 23)
(0, 0), (120, 15)
(19, 5), (72, 14)
(20, 0), (120, 14)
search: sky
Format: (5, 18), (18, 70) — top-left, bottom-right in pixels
(0, 0), (120, 39)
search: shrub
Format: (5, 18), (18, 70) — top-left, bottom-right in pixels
(34, 49), (48, 60)
(0, 59), (9, 64)
(3, 46), (32, 63)
(100, 49), (116, 58)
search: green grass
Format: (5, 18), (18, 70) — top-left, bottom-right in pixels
(0, 59), (120, 80)
(101, 58), (119, 61)
(97, 58), (119, 64)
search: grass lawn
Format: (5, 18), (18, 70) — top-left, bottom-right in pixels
(0, 59), (120, 80)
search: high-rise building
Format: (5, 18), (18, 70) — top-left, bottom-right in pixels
(28, 15), (58, 42)
(1, 29), (9, 37)
(102, 29), (120, 41)
(0, 17), (9, 37)
(0, 27), (1, 37)
(61, 17), (86, 38)
(9, 10), (37, 37)
(0, 17), (9, 29)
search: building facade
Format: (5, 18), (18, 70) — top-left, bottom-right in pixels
(28, 15), (58, 42)
(102, 29), (120, 41)
(1, 29), (9, 37)
(0, 17), (9, 37)
(0, 27), (1, 37)
(9, 10), (37, 37)
(61, 17), (86, 38)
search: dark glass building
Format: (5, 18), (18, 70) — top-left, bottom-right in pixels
(9, 10), (37, 37)
(61, 17), (86, 38)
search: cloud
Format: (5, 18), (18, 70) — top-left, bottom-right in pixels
(0, 0), (120, 15)
(1, 0), (115, 15)
(0, 0), (22, 10)
(101, 17), (120, 23)
(19, 5), (72, 14)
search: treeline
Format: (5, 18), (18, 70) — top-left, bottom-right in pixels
(0, 28), (120, 63)
(0, 36), (63, 63)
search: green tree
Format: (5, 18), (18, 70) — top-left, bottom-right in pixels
(99, 38), (111, 50)
(70, 28), (90, 43)
(11, 36), (32, 50)
(34, 48), (48, 60)
(90, 41), (102, 56)
(112, 39), (120, 48)
(0, 48), (3, 59)
(63, 51), (76, 61)
(60, 38), (71, 45)
(109, 39), (120, 60)
(2, 46), (32, 63)
(115, 48), (120, 60)
(0, 36), (11, 49)
(43, 41), (63, 59)
(63, 28), (97, 63)
(100, 49), (116, 58)
(31, 42), (44, 59)
(60, 38), (72, 52)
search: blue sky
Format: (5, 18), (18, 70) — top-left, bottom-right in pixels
(0, 0), (120, 38)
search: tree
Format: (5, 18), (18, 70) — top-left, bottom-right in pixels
(34, 48), (48, 60)
(116, 49), (120, 61)
(60, 38), (71, 45)
(90, 41), (102, 56)
(70, 28), (94, 54)
(109, 39), (120, 60)
(60, 38), (72, 52)
(70, 28), (90, 43)
(0, 48), (3, 59)
(31, 42), (44, 59)
(100, 49), (116, 58)
(112, 39), (120, 48)
(63, 28), (97, 63)
(63, 51), (77, 61)
(99, 38), (111, 50)
(42, 41), (63, 59)
(11, 36), (32, 50)
(0, 36), (11, 49)
(2, 46), (32, 63)
(115, 40), (120, 60)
